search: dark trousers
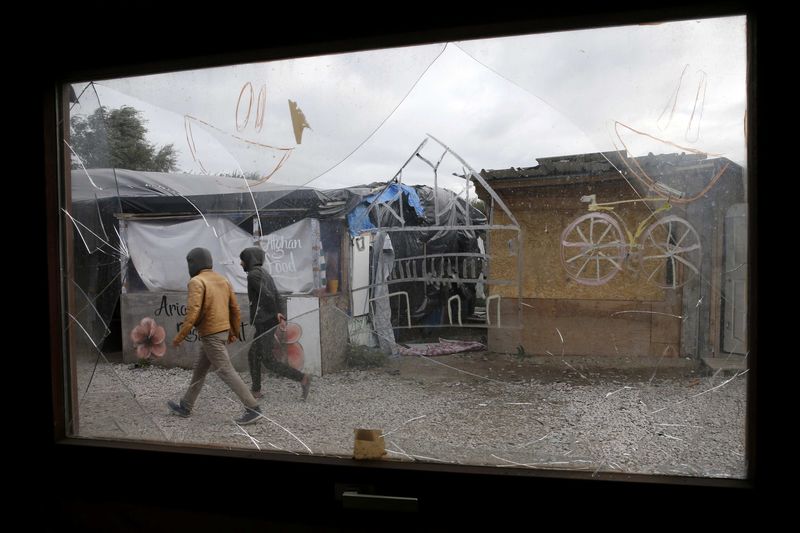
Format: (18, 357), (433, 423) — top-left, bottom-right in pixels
(248, 320), (304, 392)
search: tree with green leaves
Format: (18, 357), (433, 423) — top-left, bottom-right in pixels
(70, 105), (179, 172)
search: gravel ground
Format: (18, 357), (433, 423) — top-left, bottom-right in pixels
(74, 351), (747, 479)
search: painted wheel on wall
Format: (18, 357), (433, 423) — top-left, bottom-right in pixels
(641, 215), (701, 289)
(561, 212), (627, 286)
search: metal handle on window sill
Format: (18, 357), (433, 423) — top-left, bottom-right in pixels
(341, 491), (418, 513)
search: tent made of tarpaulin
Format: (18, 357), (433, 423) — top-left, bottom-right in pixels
(344, 182), (488, 334)
(66, 169), (356, 346)
(71, 168), (355, 221)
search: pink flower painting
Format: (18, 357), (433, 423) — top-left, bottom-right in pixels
(273, 320), (304, 370)
(130, 317), (167, 359)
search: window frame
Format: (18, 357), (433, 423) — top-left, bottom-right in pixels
(39, 2), (761, 522)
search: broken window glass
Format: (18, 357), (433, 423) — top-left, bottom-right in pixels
(59, 14), (749, 480)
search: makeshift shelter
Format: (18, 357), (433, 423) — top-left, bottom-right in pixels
(341, 136), (523, 356)
(69, 169), (354, 374)
(477, 151), (746, 360)
(67, 156), (512, 374)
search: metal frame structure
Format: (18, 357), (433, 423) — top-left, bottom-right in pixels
(352, 134), (523, 334)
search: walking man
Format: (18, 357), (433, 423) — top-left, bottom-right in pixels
(240, 246), (311, 400)
(167, 247), (262, 425)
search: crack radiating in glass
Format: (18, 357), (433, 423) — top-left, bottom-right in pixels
(387, 440), (416, 461)
(62, 209), (128, 257)
(70, 313), (170, 441)
(605, 386), (634, 398)
(611, 310), (683, 319)
(380, 415), (427, 438)
(649, 370), (747, 415)
(562, 361), (592, 384)
(233, 424), (263, 450)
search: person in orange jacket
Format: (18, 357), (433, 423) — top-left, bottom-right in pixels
(167, 247), (262, 425)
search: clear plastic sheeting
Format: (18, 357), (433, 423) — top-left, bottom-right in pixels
(60, 16), (748, 479)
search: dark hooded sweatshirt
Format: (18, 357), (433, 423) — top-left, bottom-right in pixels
(240, 247), (281, 327)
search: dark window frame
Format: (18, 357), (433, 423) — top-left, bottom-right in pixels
(38, 2), (761, 525)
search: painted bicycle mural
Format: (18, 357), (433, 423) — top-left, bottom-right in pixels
(560, 194), (701, 289)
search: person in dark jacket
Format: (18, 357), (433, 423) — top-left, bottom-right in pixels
(240, 246), (311, 400)
(167, 247), (262, 425)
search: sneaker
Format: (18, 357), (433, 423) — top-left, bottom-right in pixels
(251, 390), (265, 399)
(236, 405), (262, 425)
(167, 399), (190, 418)
(301, 374), (312, 401)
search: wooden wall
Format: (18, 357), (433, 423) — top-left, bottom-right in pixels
(482, 177), (682, 357)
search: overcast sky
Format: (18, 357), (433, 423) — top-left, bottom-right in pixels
(72, 15), (747, 195)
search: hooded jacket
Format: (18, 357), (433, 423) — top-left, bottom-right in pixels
(240, 246), (281, 327)
(174, 247), (241, 343)
(186, 247), (213, 277)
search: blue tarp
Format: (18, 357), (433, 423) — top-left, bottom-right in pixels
(347, 183), (425, 236)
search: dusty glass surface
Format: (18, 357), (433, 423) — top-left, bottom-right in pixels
(63, 15), (748, 478)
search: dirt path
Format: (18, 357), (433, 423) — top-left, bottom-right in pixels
(74, 351), (747, 479)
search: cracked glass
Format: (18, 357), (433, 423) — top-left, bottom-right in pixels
(60, 15), (749, 479)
